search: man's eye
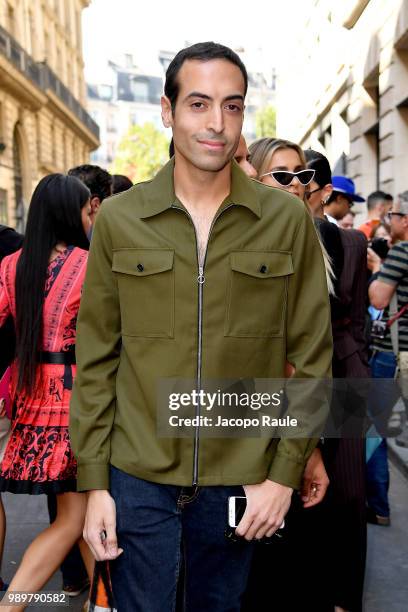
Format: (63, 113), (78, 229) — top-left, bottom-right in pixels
(226, 104), (241, 112)
(191, 102), (205, 109)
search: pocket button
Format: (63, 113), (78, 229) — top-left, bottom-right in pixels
(137, 263), (144, 272)
(259, 264), (268, 274)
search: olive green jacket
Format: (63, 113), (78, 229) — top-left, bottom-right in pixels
(70, 159), (332, 491)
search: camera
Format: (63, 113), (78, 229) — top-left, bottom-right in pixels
(370, 319), (388, 340)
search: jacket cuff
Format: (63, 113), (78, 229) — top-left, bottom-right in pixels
(267, 437), (319, 490)
(267, 453), (306, 490)
(77, 463), (110, 491)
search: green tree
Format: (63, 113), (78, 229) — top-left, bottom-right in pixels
(255, 105), (276, 138)
(112, 122), (169, 183)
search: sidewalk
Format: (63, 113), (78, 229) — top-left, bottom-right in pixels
(1, 460), (408, 612)
(1, 492), (87, 611)
(388, 436), (408, 479)
(364, 460), (408, 612)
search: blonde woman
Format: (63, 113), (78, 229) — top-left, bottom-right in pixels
(249, 138), (335, 295)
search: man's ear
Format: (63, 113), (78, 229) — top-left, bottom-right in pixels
(161, 95), (173, 128)
(322, 184), (333, 203)
(90, 196), (101, 214)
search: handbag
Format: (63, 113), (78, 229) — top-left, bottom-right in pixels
(0, 366), (11, 419)
(89, 561), (116, 612)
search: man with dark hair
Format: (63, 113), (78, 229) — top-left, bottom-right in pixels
(358, 190), (391, 238)
(112, 174), (133, 194)
(365, 191), (408, 532)
(324, 175), (365, 223)
(369, 190), (408, 447)
(71, 41), (332, 611)
(68, 164), (112, 223)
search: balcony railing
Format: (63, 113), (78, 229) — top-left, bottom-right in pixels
(0, 24), (99, 140)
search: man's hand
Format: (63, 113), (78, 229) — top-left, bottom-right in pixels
(235, 480), (293, 541)
(301, 447), (329, 508)
(83, 490), (123, 561)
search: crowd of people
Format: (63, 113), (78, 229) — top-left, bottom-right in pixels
(0, 41), (406, 612)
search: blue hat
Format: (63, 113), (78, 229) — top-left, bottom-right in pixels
(332, 176), (365, 202)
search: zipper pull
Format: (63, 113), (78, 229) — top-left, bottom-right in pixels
(198, 266), (205, 284)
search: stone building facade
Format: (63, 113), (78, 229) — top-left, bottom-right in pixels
(277, 0), (408, 201)
(0, 0), (99, 231)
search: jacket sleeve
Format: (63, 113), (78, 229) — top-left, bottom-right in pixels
(70, 205), (121, 491)
(267, 208), (333, 489)
(348, 232), (369, 369)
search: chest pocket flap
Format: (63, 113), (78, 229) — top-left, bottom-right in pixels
(112, 249), (174, 276)
(230, 251), (293, 278)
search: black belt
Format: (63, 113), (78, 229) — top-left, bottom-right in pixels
(38, 351), (76, 389)
(38, 351), (76, 365)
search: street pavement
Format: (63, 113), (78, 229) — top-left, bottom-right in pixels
(1, 459), (407, 612)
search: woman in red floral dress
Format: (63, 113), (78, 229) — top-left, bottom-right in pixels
(0, 174), (93, 609)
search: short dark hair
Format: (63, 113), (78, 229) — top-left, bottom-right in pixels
(112, 174), (133, 194)
(304, 149), (332, 187)
(164, 42), (248, 112)
(68, 164), (112, 202)
(327, 192), (341, 205)
(367, 190), (388, 211)
(384, 193), (393, 201)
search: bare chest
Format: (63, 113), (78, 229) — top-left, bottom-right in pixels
(189, 210), (216, 267)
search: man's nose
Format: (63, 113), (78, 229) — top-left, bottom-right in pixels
(206, 107), (224, 133)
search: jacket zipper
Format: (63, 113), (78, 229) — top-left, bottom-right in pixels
(172, 203), (234, 485)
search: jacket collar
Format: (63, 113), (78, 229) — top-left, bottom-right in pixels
(139, 157), (261, 219)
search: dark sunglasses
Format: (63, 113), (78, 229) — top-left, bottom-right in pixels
(260, 169), (315, 187)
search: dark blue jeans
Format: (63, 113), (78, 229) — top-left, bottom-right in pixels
(109, 466), (255, 612)
(367, 351), (395, 517)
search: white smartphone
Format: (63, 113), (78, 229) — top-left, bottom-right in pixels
(228, 496), (286, 530)
(228, 495), (247, 528)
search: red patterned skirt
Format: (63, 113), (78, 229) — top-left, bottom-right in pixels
(0, 363), (77, 495)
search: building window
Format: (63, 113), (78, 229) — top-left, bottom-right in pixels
(107, 114), (116, 132)
(90, 110), (100, 123)
(363, 82), (380, 189)
(13, 125), (25, 233)
(131, 80), (149, 103)
(0, 189), (7, 225)
(99, 85), (113, 100)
